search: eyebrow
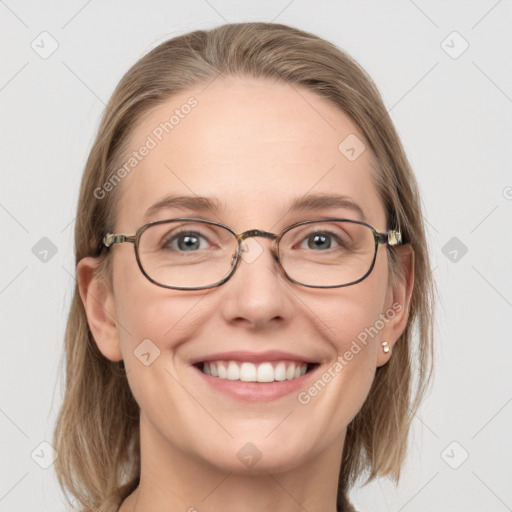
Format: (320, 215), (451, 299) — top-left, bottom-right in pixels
(143, 195), (224, 222)
(288, 193), (367, 222)
(143, 193), (366, 223)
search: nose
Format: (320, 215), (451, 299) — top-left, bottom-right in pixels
(219, 236), (295, 330)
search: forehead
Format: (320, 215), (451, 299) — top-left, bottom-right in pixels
(114, 76), (385, 232)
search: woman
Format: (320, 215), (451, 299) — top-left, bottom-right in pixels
(53, 22), (434, 512)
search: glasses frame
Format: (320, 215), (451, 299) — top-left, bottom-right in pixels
(98, 217), (403, 290)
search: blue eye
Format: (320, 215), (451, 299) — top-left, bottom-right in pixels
(167, 231), (210, 251)
(299, 231), (346, 251)
(305, 233), (334, 250)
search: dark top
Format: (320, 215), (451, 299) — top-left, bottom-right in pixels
(338, 491), (358, 512)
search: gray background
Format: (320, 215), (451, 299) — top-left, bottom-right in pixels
(1, 1), (511, 510)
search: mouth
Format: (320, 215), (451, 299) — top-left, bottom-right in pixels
(194, 360), (319, 383)
(190, 350), (321, 402)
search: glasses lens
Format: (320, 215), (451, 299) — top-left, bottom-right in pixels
(279, 220), (377, 287)
(137, 220), (238, 289)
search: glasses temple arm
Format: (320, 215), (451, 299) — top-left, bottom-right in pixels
(377, 230), (403, 246)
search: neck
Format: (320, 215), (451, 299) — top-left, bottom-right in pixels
(120, 415), (345, 512)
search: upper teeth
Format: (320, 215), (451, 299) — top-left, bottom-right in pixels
(202, 360), (308, 383)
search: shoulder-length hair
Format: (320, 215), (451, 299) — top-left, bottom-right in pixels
(53, 21), (435, 512)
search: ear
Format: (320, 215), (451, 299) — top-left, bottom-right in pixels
(376, 243), (415, 367)
(76, 256), (123, 362)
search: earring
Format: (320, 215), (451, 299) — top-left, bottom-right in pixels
(381, 341), (391, 353)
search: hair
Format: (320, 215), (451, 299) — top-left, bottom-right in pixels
(53, 21), (435, 512)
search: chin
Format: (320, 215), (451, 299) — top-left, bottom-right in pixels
(190, 433), (318, 475)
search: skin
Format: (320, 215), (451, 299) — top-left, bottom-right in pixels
(77, 76), (414, 512)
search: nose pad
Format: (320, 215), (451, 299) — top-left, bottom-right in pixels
(239, 237), (265, 264)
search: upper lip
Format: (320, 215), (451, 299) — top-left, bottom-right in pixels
(189, 350), (319, 365)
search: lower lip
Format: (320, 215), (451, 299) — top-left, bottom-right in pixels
(193, 365), (318, 402)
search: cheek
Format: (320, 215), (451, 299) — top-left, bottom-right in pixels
(112, 251), (203, 343)
(299, 294), (388, 433)
(112, 275), (208, 430)
(303, 255), (390, 395)
(313, 263), (389, 354)
(115, 285), (206, 354)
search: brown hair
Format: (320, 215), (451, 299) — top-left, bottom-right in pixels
(53, 21), (435, 511)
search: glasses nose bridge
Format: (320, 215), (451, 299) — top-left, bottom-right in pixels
(237, 228), (277, 243)
(236, 228), (279, 260)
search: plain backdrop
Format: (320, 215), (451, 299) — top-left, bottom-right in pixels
(1, 1), (511, 511)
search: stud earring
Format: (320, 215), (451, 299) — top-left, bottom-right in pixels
(381, 341), (391, 353)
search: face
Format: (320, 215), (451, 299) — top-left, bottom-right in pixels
(79, 76), (412, 478)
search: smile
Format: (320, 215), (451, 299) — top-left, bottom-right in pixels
(200, 360), (311, 383)
(191, 350), (320, 401)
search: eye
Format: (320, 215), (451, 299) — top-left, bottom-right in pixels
(165, 231), (211, 252)
(299, 231), (344, 251)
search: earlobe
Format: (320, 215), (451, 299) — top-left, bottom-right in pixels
(76, 257), (123, 362)
(376, 244), (415, 367)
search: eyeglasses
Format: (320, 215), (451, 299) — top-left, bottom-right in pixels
(99, 217), (403, 290)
